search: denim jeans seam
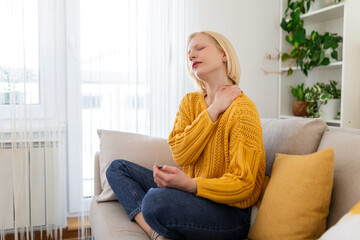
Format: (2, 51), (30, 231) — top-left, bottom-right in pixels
(122, 160), (155, 182)
(118, 162), (143, 207)
(129, 206), (142, 220)
(166, 222), (248, 233)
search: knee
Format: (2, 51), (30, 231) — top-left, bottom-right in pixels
(106, 159), (127, 184)
(142, 188), (173, 224)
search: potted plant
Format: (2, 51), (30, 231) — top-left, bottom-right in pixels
(280, 0), (343, 76)
(318, 80), (341, 120)
(290, 83), (310, 116)
(305, 80), (341, 119)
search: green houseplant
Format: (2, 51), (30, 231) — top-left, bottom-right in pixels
(290, 83), (310, 116)
(304, 80), (341, 118)
(280, 0), (343, 76)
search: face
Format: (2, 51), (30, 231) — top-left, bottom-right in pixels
(187, 33), (227, 81)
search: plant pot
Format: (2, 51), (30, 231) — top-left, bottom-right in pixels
(292, 101), (309, 117)
(319, 99), (341, 120)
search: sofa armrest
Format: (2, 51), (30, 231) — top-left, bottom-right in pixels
(94, 151), (102, 196)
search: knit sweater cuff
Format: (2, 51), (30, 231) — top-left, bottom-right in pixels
(194, 177), (209, 199)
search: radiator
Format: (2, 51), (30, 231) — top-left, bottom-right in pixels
(0, 142), (63, 231)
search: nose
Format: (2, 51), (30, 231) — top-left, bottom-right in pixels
(189, 51), (197, 61)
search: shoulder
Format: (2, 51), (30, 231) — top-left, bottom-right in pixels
(230, 93), (260, 119)
(227, 93), (264, 148)
(225, 93), (262, 134)
(179, 91), (203, 107)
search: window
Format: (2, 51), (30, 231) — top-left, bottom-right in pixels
(80, 0), (150, 198)
(0, 0), (40, 106)
(67, 0), (193, 211)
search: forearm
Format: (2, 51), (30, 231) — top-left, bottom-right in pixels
(194, 174), (255, 204)
(168, 110), (218, 166)
(206, 105), (222, 122)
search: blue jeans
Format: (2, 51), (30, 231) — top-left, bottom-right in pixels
(106, 159), (251, 240)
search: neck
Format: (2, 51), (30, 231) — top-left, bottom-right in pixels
(203, 72), (234, 105)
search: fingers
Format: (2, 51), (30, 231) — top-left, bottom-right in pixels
(232, 87), (242, 99)
(221, 85), (241, 101)
(154, 175), (168, 188)
(160, 165), (178, 174)
(153, 170), (167, 187)
(153, 165), (194, 192)
(218, 85), (241, 93)
(153, 164), (172, 188)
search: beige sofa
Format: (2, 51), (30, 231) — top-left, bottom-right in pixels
(90, 118), (360, 239)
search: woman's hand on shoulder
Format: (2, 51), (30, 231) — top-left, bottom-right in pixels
(153, 164), (197, 193)
(214, 85), (242, 112)
(207, 85), (242, 122)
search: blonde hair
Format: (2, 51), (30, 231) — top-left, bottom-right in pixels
(186, 31), (241, 94)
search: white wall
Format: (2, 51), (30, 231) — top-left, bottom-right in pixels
(342, 0), (360, 128)
(193, 0), (280, 118)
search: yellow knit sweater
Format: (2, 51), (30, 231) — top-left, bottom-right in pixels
(168, 91), (266, 208)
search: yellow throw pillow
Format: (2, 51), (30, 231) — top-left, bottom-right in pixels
(248, 147), (335, 240)
(319, 201), (360, 240)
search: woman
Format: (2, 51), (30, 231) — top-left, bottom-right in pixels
(106, 31), (266, 240)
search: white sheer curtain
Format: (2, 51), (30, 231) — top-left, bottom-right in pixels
(79, 0), (196, 198)
(0, 0), (66, 239)
(0, 0), (197, 238)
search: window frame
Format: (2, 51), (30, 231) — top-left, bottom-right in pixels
(0, 0), (62, 122)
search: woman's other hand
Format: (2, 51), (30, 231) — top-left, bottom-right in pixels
(153, 164), (197, 193)
(207, 85), (242, 122)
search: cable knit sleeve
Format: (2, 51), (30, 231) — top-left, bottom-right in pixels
(194, 100), (266, 207)
(168, 93), (219, 167)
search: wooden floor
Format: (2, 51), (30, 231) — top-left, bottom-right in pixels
(4, 217), (91, 240)
(67, 217), (90, 231)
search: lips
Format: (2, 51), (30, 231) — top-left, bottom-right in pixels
(192, 61), (202, 69)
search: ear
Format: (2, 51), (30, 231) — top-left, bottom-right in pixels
(222, 53), (227, 63)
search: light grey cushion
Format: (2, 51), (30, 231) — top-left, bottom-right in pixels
(97, 129), (176, 202)
(90, 196), (148, 240)
(317, 130), (360, 229)
(261, 118), (328, 176)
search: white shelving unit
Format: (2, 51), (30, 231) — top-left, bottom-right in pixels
(302, 3), (344, 22)
(278, 0), (346, 127)
(280, 61), (343, 72)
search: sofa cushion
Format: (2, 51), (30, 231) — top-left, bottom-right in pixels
(261, 118), (328, 176)
(319, 201), (360, 240)
(248, 147), (335, 240)
(317, 130), (360, 228)
(97, 129), (176, 202)
(90, 197), (149, 240)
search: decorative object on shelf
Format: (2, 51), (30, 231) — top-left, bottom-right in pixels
(280, 0), (343, 76)
(290, 83), (310, 116)
(319, 99), (341, 120)
(305, 80), (341, 119)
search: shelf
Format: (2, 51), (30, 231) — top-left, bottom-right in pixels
(285, 3), (344, 23)
(279, 0), (346, 128)
(280, 115), (341, 125)
(302, 3), (344, 23)
(280, 61), (343, 72)
(325, 119), (341, 124)
(280, 115), (306, 120)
